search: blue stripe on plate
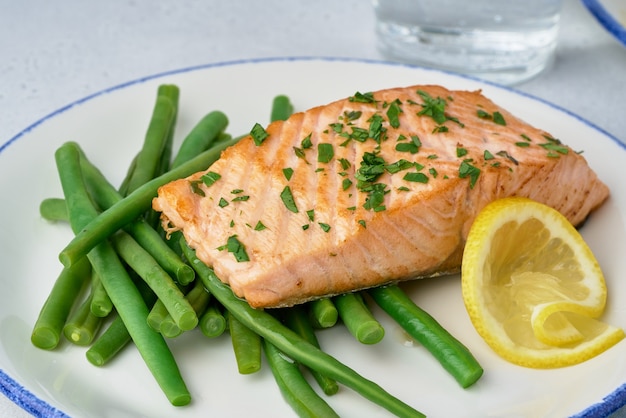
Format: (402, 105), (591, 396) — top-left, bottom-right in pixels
(0, 369), (68, 417)
(582, 0), (626, 47)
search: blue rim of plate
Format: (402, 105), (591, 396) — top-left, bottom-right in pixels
(1, 56), (625, 418)
(582, 0), (626, 47)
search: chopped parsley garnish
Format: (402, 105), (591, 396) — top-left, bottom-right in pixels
(254, 221), (267, 231)
(232, 195), (250, 202)
(218, 198), (229, 208)
(515, 142), (531, 148)
(429, 167), (438, 178)
(496, 150), (518, 165)
(342, 110), (362, 122)
(459, 161), (481, 188)
(368, 114), (387, 143)
(539, 136), (568, 155)
(338, 158), (351, 170)
(282, 167), (294, 180)
(386, 99), (402, 128)
(416, 90), (448, 125)
(355, 152), (389, 211)
(280, 186), (298, 213)
(319, 223), (331, 232)
(225, 235), (249, 262)
(342, 178), (353, 190)
(201, 171), (222, 187)
(349, 91), (376, 103)
(348, 126), (370, 143)
(306, 209), (315, 222)
(484, 150), (495, 160)
(456, 147), (468, 158)
(293, 146), (309, 163)
(493, 112), (506, 126)
(476, 109), (506, 126)
(189, 180), (205, 196)
(395, 135), (421, 154)
(317, 143), (334, 163)
(358, 219), (367, 228)
(329, 123), (344, 134)
(385, 159), (415, 174)
(250, 123), (269, 146)
(477, 109), (491, 119)
(403, 172), (429, 183)
(355, 152), (386, 186)
(416, 90), (464, 129)
(362, 183), (388, 212)
(301, 133), (313, 149)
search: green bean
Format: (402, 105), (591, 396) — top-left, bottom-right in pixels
(283, 306), (339, 396)
(154, 277), (211, 337)
(170, 110), (229, 169)
(186, 278), (211, 314)
(155, 84), (179, 176)
(215, 132), (233, 144)
(123, 85), (178, 194)
(228, 311), (262, 375)
(78, 146), (195, 285)
(131, 221), (194, 285)
(87, 277), (158, 367)
(90, 270), (113, 317)
(111, 231), (197, 332)
(149, 281), (203, 338)
(181, 241), (425, 418)
(147, 299), (172, 332)
(263, 339), (340, 418)
(86, 314), (128, 366)
(334, 292), (384, 345)
(159, 315), (183, 338)
(31, 257), (91, 350)
(54, 141), (190, 406)
(308, 298), (338, 329)
(118, 153), (138, 197)
(270, 94), (294, 122)
(39, 197), (68, 222)
(199, 302), (227, 338)
(62, 292), (103, 346)
(369, 285), (484, 389)
(59, 136), (240, 268)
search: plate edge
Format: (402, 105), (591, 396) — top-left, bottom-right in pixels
(2, 55), (625, 418)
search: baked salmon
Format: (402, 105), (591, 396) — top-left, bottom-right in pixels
(153, 85), (609, 308)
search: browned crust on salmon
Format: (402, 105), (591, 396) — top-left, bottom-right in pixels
(153, 85), (609, 308)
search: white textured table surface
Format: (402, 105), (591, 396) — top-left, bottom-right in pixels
(1, 1), (625, 417)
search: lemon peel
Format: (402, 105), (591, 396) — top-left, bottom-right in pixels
(461, 197), (624, 368)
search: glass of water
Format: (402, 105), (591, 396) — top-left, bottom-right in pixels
(373, 0), (563, 85)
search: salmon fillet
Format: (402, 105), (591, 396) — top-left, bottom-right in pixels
(153, 85), (609, 308)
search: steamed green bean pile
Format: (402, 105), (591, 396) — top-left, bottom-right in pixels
(31, 84), (483, 417)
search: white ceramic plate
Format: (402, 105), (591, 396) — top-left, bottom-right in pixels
(1, 57), (626, 418)
(582, 0), (626, 47)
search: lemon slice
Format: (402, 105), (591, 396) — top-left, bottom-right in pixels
(461, 197), (624, 368)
